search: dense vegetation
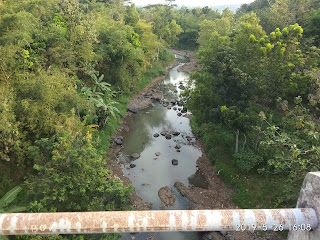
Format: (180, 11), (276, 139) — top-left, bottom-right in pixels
(0, 0), (176, 239)
(185, 0), (320, 208)
(1, 0), (320, 238)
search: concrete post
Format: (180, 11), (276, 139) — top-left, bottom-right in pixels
(287, 172), (320, 240)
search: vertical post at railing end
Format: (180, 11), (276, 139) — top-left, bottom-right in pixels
(288, 172), (320, 240)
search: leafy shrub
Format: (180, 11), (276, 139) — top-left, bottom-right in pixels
(233, 150), (263, 173)
(27, 115), (133, 212)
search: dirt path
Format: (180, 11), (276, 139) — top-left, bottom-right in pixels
(106, 51), (284, 240)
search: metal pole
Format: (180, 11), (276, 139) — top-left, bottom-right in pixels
(0, 209), (318, 235)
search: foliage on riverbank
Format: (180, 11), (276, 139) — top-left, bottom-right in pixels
(185, 0), (320, 209)
(0, 1), (174, 239)
(191, 116), (301, 208)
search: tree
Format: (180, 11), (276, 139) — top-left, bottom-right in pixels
(125, 4), (139, 26)
(268, 0), (295, 31)
(261, 96), (320, 180)
(135, 19), (164, 63)
(250, 24), (316, 101)
(304, 9), (320, 47)
(220, 106), (251, 153)
(233, 13), (265, 74)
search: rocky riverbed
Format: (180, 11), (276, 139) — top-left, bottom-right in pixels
(106, 51), (283, 240)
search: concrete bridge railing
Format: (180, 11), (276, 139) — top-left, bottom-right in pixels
(0, 172), (319, 239)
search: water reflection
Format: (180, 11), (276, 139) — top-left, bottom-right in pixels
(119, 60), (204, 240)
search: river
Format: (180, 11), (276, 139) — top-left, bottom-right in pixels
(117, 56), (206, 240)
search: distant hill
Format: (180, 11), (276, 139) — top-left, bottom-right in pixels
(212, 4), (242, 12)
(135, 3), (242, 12)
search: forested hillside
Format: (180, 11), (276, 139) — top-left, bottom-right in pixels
(0, 0), (320, 238)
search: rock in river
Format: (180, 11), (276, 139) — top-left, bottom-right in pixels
(172, 159), (179, 165)
(127, 108), (138, 114)
(115, 138), (123, 145)
(158, 186), (176, 207)
(165, 134), (172, 140)
(131, 153), (140, 159)
(130, 163), (136, 168)
(155, 152), (161, 156)
(160, 131), (167, 136)
(177, 112), (182, 117)
(175, 144), (182, 149)
(153, 133), (159, 137)
(172, 131), (180, 136)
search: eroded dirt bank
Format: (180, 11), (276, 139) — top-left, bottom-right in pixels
(105, 51), (283, 240)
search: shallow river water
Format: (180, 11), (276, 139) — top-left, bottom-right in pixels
(118, 57), (206, 240)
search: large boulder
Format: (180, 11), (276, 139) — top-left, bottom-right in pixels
(158, 186), (176, 207)
(153, 133), (160, 137)
(165, 134), (172, 140)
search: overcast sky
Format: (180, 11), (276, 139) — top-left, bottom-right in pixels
(130, 0), (255, 7)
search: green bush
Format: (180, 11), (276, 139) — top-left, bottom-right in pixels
(233, 150), (263, 173)
(27, 115), (133, 212)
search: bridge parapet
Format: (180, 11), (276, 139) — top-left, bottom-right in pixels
(0, 172), (319, 239)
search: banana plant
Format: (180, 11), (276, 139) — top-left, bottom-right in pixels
(91, 95), (120, 119)
(0, 185), (27, 213)
(81, 73), (121, 126)
(91, 73), (115, 96)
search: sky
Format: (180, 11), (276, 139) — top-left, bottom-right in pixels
(130, 0), (255, 7)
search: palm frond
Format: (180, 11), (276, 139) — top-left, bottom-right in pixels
(3, 206), (27, 213)
(0, 186), (23, 209)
